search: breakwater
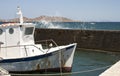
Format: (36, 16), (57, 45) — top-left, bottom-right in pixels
(35, 28), (120, 52)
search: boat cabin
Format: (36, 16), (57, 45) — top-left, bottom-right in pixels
(0, 23), (37, 59)
(0, 23), (35, 45)
(0, 7), (46, 59)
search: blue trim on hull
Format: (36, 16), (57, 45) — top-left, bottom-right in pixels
(0, 53), (52, 63)
(66, 45), (74, 50)
(0, 45), (75, 63)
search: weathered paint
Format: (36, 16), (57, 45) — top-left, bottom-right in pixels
(0, 44), (76, 73)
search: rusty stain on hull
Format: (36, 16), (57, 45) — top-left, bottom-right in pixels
(9, 67), (72, 73)
(36, 64), (40, 70)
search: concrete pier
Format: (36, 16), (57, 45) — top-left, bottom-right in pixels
(99, 60), (120, 76)
(35, 28), (120, 52)
(0, 67), (11, 76)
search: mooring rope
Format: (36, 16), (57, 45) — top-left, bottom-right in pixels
(10, 65), (111, 76)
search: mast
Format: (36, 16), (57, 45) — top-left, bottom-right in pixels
(17, 6), (23, 24)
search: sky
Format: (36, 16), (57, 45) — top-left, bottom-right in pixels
(0, 0), (120, 21)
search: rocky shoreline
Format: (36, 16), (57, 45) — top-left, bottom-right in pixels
(0, 16), (79, 22)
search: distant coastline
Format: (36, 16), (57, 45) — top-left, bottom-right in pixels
(0, 16), (80, 22)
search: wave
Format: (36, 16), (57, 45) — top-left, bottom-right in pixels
(35, 20), (65, 29)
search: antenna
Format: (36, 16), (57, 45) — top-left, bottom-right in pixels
(17, 6), (23, 24)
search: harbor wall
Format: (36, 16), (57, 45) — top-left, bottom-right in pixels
(35, 28), (120, 52)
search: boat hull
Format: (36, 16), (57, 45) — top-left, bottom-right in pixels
(0, 44), (76, 73)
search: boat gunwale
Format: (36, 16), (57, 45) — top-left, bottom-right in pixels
(0, 45), (75, 63)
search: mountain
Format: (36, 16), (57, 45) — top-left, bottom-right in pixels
(0, 16), (79, 22)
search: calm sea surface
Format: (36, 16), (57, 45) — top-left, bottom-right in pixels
(35, 22), (120, 30)
(1, 22), (120, 76)
(72, 50), (120, 76)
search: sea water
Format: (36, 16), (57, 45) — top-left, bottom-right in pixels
(72, 50), (120, 76)
(1, 22), (120, 30)
(35, 22), (120, 30)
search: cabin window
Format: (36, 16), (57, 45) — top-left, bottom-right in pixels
(0, 29), (3, 35)
(9, 28), (14, 34)
(25, 27), (34, 35)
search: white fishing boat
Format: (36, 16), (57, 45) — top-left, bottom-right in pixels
(0, 7), (77, 73)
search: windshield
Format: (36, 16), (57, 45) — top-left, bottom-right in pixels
(24, 27), (34, 35)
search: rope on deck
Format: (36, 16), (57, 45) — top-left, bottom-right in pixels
(10, 65), (111, 76)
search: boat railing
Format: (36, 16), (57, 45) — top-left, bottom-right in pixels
(0, 44), (44, 53)
(0, 39), (58, 55)
(36, 39), (58, 49)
